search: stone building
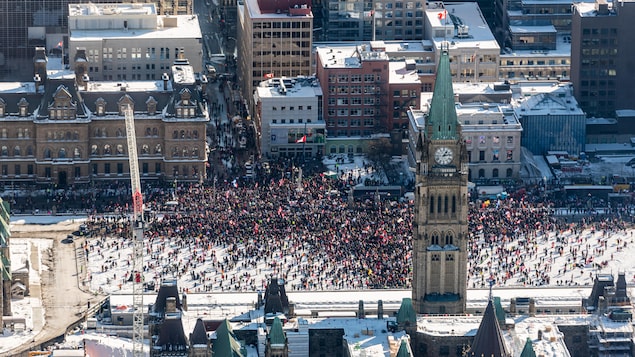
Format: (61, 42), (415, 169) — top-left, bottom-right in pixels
(412, 46), (469, 315)
(0, 47), (208, 188)
(0, 198), (11, 327)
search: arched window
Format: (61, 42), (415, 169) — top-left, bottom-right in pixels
(116, 128), (124, 137)
(145, 128), (152, 136)
(1, 129), (6, 138)
(65, 131), (72, 140)
(58, 148), (66, 158)
(17, 128), (23, 138)
(142, 145), (149, 155)
(173, 131), (179, 139)
(91, 145), (98, 155)
(73, 131), (79, 140)
(444, 196), (449, 213)
(44, 148), (51, 159)
(437, 195), (442, 213)
(452, 195), (456, 213)
(152, 128), (158, 136)
(493, 168), (499, 178)
(1, 146), (7, 156)
(104, 144), (112, 155)
(506, 168), (513, 178)
(192, 147), (199, 157)
(192, 130), (199, 139)
(180, 130), (186, 139)
(155, 144), (162, 154)
(13, 146), (20, 156)
(431, 232), (440, 245)
(430, 196), (434, 213)
(478, 169), (485, 178)
(24, 129), (30, 138)
(182, 147), (189, 157)
(74, 147), (81, 158)
(445, 232), (453, 246)
(27, 146), (33, 156)
(116, 144), (124, 155)
(172, 147), (179, 157)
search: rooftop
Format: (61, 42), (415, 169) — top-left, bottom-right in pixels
(426, 2), (500, 51)
(68, 3), (157, 17)
(256, 76), (323, 99)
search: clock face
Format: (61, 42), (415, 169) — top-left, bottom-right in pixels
(434, 147), (453, 165)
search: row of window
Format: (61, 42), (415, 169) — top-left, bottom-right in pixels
(328, 74), (381, 83)
(467, 149), (514, 162)
(328, 86), (381, 95)
(327, 108), (376, 117)
(430, 253), (454, 261)
(1, 146), (34, 157)
(271, 105), (312, 111)
(99, 47), (184, 61)
(329, 97), (377, 105)
(327, 118), (376, 127)
(465, 135), (514, 146)
(471, 168), (515, 179)
(1, 128), (31, 139)
(0, 163), (202, 179)
(429, 195), (457, 215)
(270, 118), (313, 124)
(502, 59), (568, 66)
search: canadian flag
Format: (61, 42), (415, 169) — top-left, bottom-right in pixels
(57, 41), (63, 48)
(264, 73), (274, 79)
(437, 10), (446, 20)
(295, 135), (307, 143)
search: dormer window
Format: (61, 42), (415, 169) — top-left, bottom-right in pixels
(146, 96), (158, 115)
(95, 98), (107, 116)
(18, 98), (29, 117)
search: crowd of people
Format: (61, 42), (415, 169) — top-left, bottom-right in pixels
(80, 168), (635, 296)
(85, 171), (413, 294)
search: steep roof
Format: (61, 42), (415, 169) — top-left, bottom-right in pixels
(519, 337), (537, 357)
(396, 298), (416, 326)
(396, 338), (412, 357)
(268, 316), (286, 346)
(428, 48), (459, 140)
(153, 281), (181, 315)
(467, 299), (510, 357)
(213, 319), (244, 357)
(189, 318), (208, 346)
(155, 317), (188, 353)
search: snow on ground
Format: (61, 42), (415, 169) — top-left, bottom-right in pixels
(1, 238), (51, 352)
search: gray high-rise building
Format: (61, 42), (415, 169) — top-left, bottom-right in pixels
(571, 0), (635, 118)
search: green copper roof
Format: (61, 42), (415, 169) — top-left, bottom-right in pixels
(396, 339), (412, 357)
(493, 296), (506, 325)
(268, 317), (286, 346)
(520, 338), (537, 357)
(428, 49), (459, 140)
(396, 298), (417, 325)
(213, 319), (244, 357)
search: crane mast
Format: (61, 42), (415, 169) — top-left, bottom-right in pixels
(124, 105), (145, 356)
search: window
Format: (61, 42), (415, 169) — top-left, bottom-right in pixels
(479, 136), (486, 145)
(506, 150), (513, 161)
(104, 163), (111, 175)
(507, 136), (513, 144)
(479, 151), (485, 161)
(493, 168), (499, 178)
(117, 163), (124, 175)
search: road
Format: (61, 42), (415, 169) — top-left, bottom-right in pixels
(2, 222), (105, 357)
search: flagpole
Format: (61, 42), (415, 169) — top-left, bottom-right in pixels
(302, 121), (307, 163)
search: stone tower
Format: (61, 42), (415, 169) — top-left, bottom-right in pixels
(412, 46), (468, 315)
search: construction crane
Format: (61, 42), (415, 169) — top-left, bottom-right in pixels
(124, 105), (145, 356)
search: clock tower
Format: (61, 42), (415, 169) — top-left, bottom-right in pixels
(412, 47), (468, 315)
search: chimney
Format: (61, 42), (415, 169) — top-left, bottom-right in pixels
(377, 300), (384, 319)
(166, 297), (177, 313)
(33, 46), (48, 82)
(358, 300), (365, 319)
(181, 293), (188, 311)
(162, 73), (169, 90)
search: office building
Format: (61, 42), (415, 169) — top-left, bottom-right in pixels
(321, 0), (426, 42)
(315, 44), (421, 154)
(237, 0), (313, 112)
(254, 76), (326, 159)
(571, 0), (635, 118)
(425, 3), (500, 83)
(0, 0), (192, 72)
(68, 3), (203, 80)
(512, 81), (585, 155)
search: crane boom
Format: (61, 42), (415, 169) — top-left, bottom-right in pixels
(124, 105), (145, 357)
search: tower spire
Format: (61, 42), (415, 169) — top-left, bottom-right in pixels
(428, 46), (459, 140)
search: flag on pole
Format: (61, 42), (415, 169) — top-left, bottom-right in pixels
(264, 73), (274, 79)
(295, 135), (307, 143)
(437, 10), (446, 20)
(57, 41), (63, 48)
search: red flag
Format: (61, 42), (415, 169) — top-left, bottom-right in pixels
(57, 41), (63, 48)
(437, 10), (446, 20)
(264, 73), (274, 79)
(296, 135), (306, 143)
